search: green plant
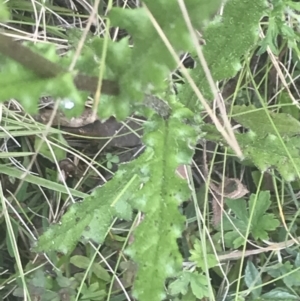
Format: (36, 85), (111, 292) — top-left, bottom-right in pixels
(3, 0), (300, 300)
(221, 191), (280, 248)
(105, 153), (120, 170)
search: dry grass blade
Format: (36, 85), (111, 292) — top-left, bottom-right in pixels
(177, 0), (242, 158)
(217, 237), (298, 262)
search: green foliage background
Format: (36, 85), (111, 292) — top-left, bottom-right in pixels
(2, 0), (300, 300)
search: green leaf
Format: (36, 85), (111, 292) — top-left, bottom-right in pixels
(240, 134), (300, 181)
(34, 203), (97, 254)
(257, 16), (280, 55)
(189, 239), (218, 270)
(295, 253), (300, 268)
(284, 269), (300, 288)
(182, 288), (197, 301)
(245, 261), (262, 299)
(125, 105), (198, 301)
(0, 0), (9, 21)
(267, 261), (293, 279)
(289, 1), (300, 11)
(251, 214), (279, 241)
(0, 68), (82, 114)
(189, 272), (210, 299)
(144, 0), (223, 32)
(202, 123), (300, 181)
(34, 133), (67, 163)
(70, 255), (111, 282)
(0, 44), (85, 115)
(224, 231), (245, 249)
(249, 191), (279, 240)
(34, 168), (139, 253)
(226, 197), (248, 222)
(106, 153), (120, 166)
(168, 272), (191, 296)
(180, 0), (268, 109)
(278, 91), (300, 120)
(55, 272), (73, 288)
(262, 287), (300, 300)
(91, 0), (223, 119)
(232, 105), (300, 137)
(258, 1), (299, 56)
(267, 261), (300, 288)
(222, 192), (279, 248)
(80, 282), (106, 300)
(35, 100), (198, 301)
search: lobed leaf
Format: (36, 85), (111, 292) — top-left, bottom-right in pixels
(222, 192), (279, 248)
(97, 0), (223, 119)
(267, 260), (300, 289)
(125, 105), (198, 301)
(189, 239), (218, 270)
(189, 272), (210, 299)
(34, 165), (140, 253)
(180, 0), (268, 109)
(168, 271), (190, 296)
(0, 43), (85, 115)
(203, 122), (300, 181)
(232, 105), (300, 137)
